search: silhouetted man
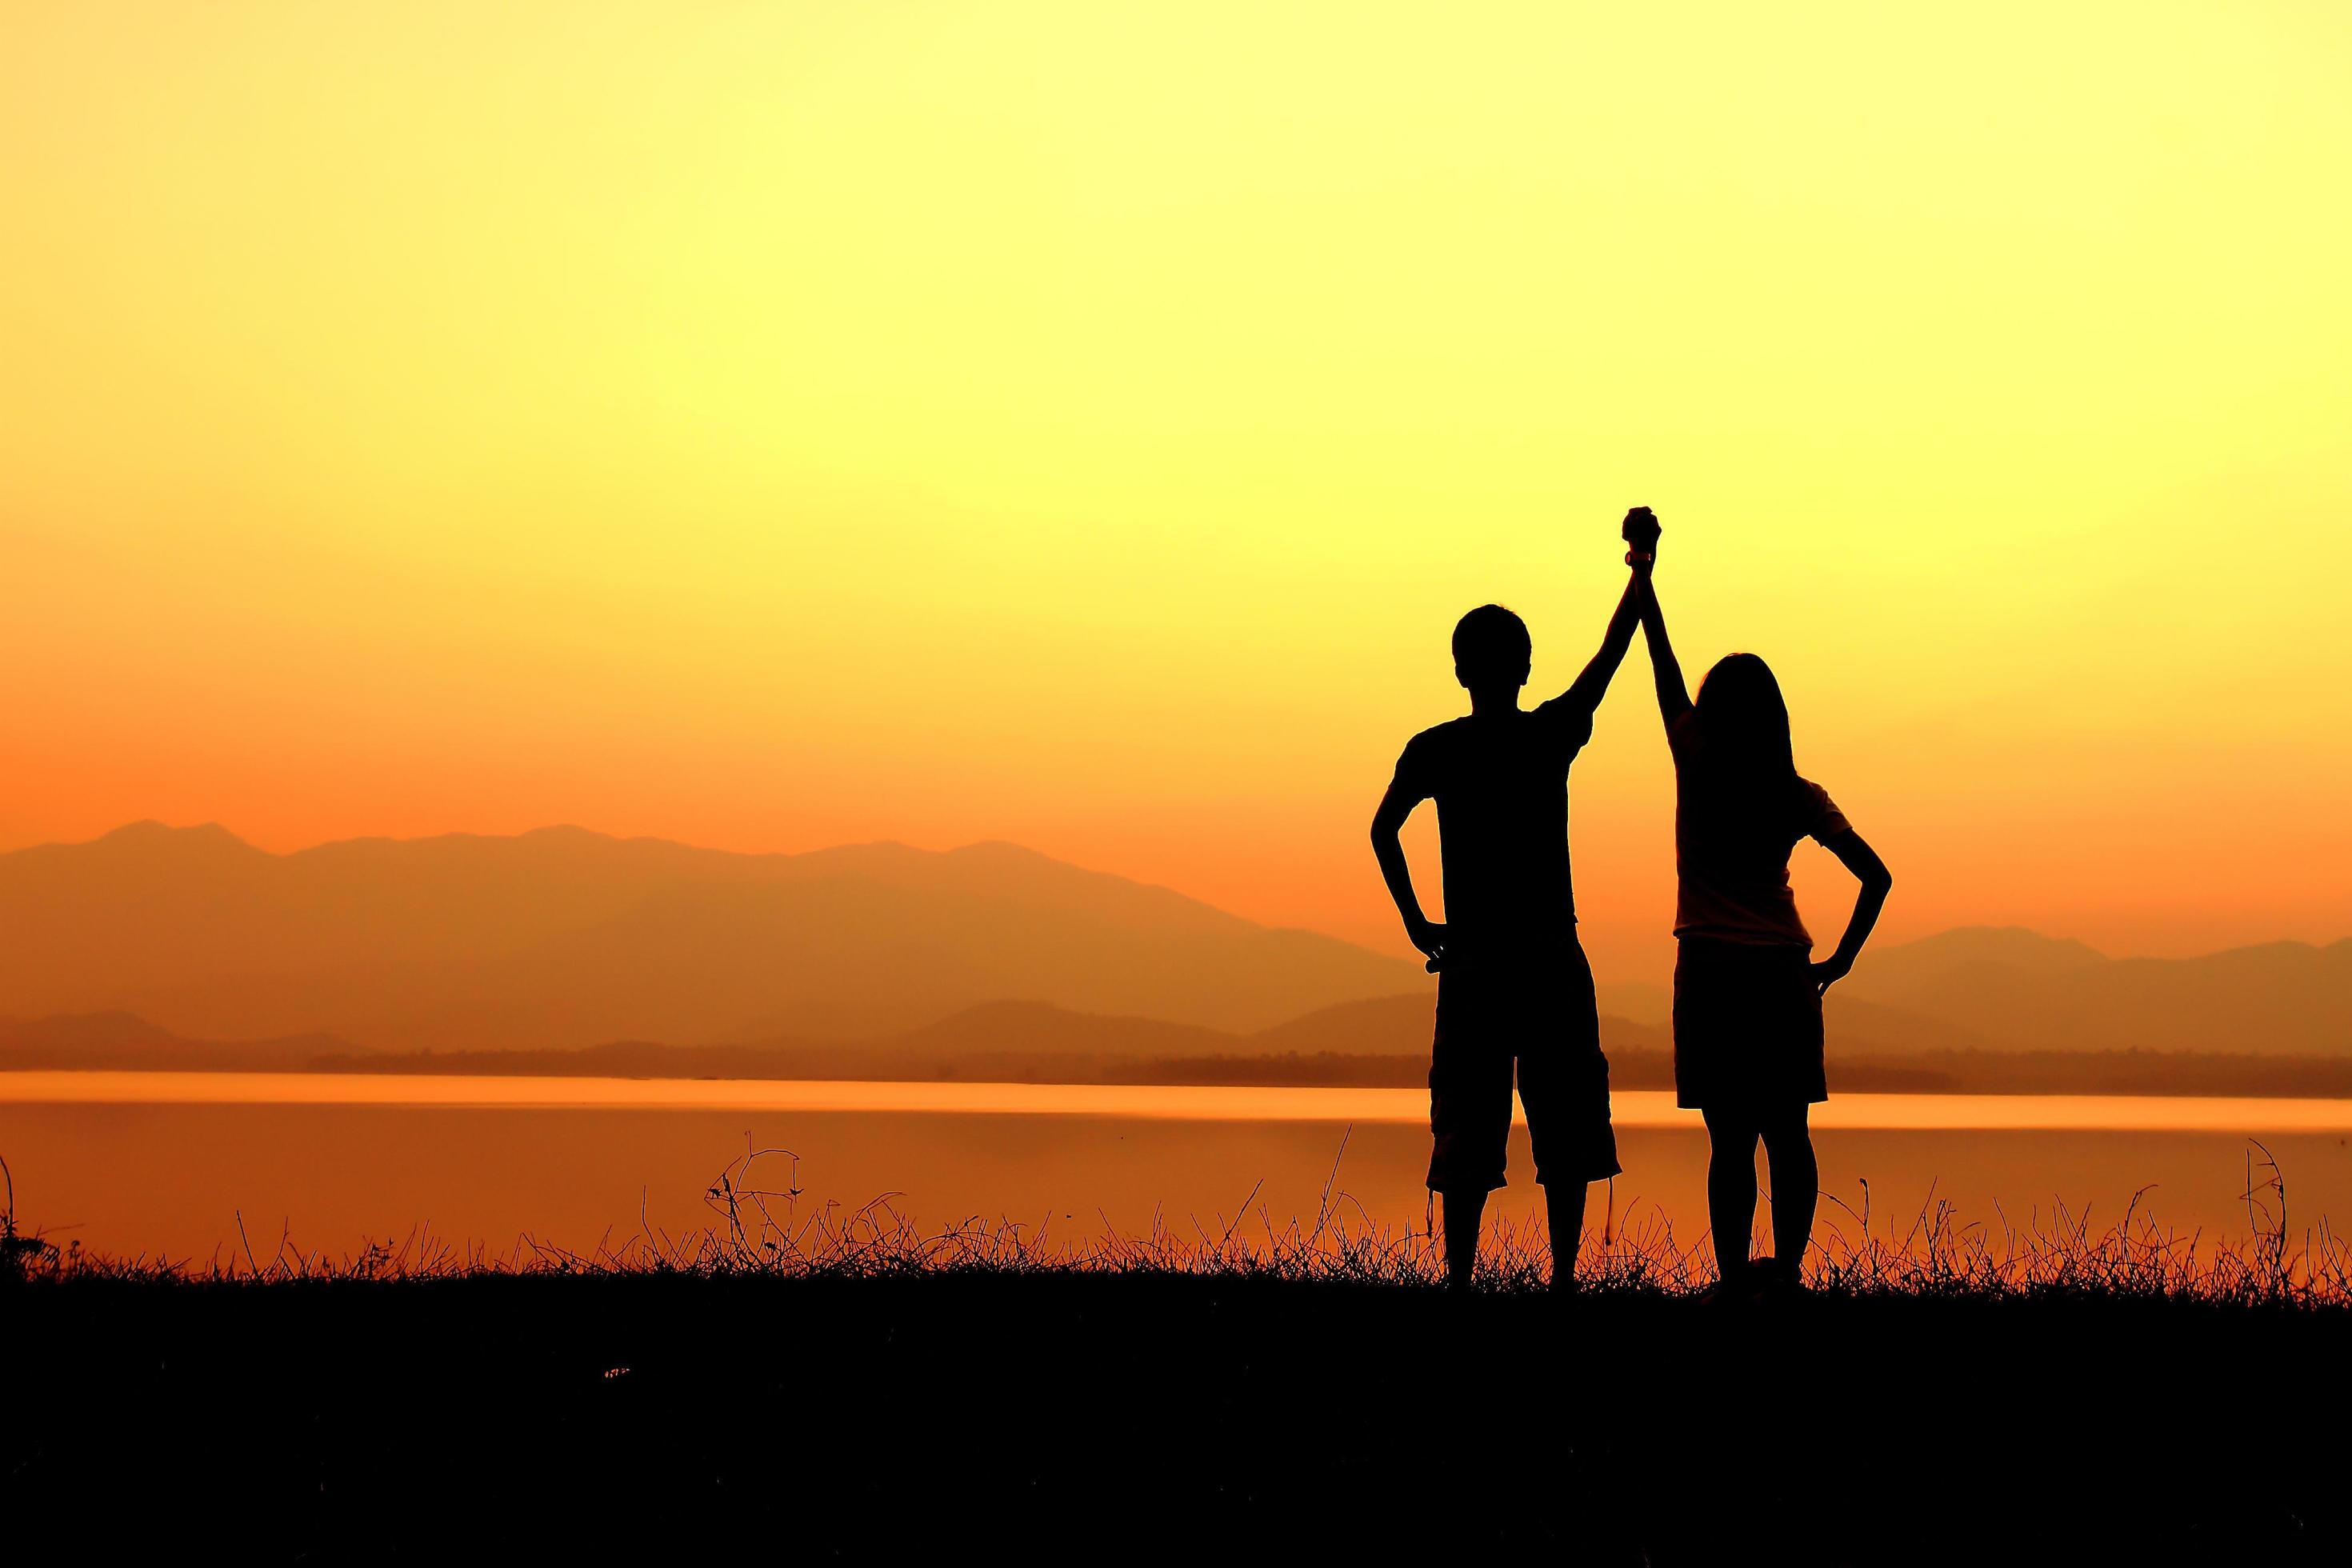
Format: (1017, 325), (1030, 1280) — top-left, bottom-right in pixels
(1370, 546), (1648, 1289)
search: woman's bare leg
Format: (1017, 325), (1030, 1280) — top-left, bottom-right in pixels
(1702, 1106), (1759, 1283)
(1759, 1106), (1818, 1278)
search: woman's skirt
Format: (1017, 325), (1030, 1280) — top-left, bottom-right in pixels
(1672, 937), (1826, 1111)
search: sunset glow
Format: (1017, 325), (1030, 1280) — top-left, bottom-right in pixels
(6, 2), (2348, 976)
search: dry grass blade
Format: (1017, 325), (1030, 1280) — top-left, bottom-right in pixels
(6, 1137), (2347, 1309)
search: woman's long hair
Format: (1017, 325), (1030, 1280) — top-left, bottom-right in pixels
(1689, 654), (1809, 850)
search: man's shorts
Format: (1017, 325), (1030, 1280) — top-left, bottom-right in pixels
(1427, 934), (1621, 1194)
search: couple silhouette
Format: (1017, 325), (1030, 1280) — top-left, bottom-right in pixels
(1371, 509), (1894, 1294)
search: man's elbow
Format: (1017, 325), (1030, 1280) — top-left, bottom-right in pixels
(1867, 864), (1894, 896)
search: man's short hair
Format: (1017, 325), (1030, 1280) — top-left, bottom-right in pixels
(1452, 604), (1531, 686)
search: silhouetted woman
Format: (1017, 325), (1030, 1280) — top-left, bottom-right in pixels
(1632, 522), (1892, 1294)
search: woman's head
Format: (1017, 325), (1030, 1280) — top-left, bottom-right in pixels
(1694, 653), (1796, 784)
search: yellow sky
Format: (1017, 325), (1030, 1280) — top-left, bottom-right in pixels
(4, 2), (2349, 978)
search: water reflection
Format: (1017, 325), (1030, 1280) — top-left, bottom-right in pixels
(2, 1073), (2346, 1265)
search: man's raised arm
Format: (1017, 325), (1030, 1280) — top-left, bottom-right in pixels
(1552, 558), (1651, 718)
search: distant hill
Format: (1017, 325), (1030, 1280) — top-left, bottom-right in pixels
(1843, 928), (2352, 1054)
(1586, 927), (2352, 1058)
(1849, 926), (2108, 993)
(0, 1011), (361, 1070)
(1247, 994), (1432, 1056)
(1242, 991), (1676, 1060)
(1456, 924), (2350, 1059)
(0, 823), (1421, 1049)
(5, 822), (2344, 1058)
(1595, 982), (1670, 1029)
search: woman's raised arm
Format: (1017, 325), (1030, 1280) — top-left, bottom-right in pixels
(1637, 572), (1691, 730)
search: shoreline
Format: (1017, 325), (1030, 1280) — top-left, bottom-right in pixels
(11, 1046), (2352, 1101)
(7, 1068), (2352, 1130)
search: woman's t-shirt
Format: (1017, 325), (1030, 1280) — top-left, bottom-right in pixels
(1668, 710), (1850, 947)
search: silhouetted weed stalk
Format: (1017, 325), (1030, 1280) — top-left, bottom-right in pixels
(0, 1150), (58, 1274)
(6, 1134), (2347, 1307)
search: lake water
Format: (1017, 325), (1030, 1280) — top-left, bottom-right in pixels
(4, 1072), (2349, 1265)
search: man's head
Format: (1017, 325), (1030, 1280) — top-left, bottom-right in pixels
(1451, 604), (1531, 696)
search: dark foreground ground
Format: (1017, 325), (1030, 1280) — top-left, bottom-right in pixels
(6, 1272), (2346, 1563)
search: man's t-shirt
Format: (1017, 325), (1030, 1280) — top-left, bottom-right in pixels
(1667, 710), (1850, 947)
(1389, 696), (1594, 947)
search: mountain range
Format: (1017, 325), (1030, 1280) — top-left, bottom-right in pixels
(1, 823), (2345, 1058)
(0, 822), (1418, 1048)
(0, 1010), (361, 1071)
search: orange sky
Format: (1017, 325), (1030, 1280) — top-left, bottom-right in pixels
(5, 2), (2350, 980)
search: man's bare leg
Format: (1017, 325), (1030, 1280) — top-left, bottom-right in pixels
(1441, 1190), (1486, 1288)
(1547, 1181), (1589, 1291)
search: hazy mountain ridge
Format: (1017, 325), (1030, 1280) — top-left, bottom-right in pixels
(1844, 926), (2352, 1054)
(3, 826), (2344, 1057)
(0, 1010), (362, 1070)
(1609, 926), (2350, 1056)
(0, 823), (1420, 1046)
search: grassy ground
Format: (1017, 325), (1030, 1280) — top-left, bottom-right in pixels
(6, 1152), (2350, 1564)
(6, 1266), (2347, 1563)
